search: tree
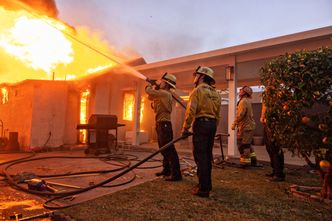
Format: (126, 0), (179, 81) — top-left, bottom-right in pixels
(260, 47), (332, 199)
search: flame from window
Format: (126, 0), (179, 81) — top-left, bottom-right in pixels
(140, 97), (145, 123)
(1, 87), (8, 104)
(123, 92), (134, 121)
(80, 89), (90, 143)
(123, 92), (144, 122)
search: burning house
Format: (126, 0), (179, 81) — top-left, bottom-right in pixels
(0, 1), (331, 155)
(0, 0), (152, 151)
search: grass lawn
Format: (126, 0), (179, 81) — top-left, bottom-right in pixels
(62, 163), (331, 221)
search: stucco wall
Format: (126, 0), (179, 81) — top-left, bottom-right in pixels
(30, 81), (69, 148)
(63, 86), (80, 145)
(0, 82), (34, 150)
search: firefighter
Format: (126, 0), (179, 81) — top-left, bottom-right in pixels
(182, 66), (221, 197)
(231, 85), (258, 167)
(145, 73), (182, 181)
(260, 97), (285, 181)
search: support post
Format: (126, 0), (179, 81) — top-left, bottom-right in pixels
(132, 81), (141, 146)
(227, 58), (238, 157)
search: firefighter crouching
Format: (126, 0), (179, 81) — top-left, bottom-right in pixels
(182, 66), (221, 197)
(145, 73), (182, 181)
(231, 85), (258, 167)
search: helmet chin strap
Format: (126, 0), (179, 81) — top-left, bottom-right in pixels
(194, 74), (203, 88)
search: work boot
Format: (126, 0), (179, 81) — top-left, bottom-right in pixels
(239, 155), (251, 168)
(192, 187), (209, 198)
(155, 170), (170, 177)
(249, 151), (258, 166)
(164, 174), (182, 181)
(269, 176), (285, 182)
(265, 172), (274, 177)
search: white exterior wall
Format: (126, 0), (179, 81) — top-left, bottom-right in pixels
(63, 88), (80, 145)
(30, 81), (69, 148)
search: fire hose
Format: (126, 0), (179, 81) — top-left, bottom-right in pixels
(41, 133), (192, 209)
(145, 77), (187, 109)
(4, 133), (192, 212)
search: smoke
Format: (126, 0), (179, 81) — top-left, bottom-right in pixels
(0, 0), (58, 18)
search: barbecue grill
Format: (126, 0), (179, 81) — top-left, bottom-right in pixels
(77, 114), (125, 155)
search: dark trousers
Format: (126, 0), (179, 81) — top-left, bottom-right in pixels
(193, 119), (217, 192)
(156, 121), (181, 177)
(264, 125), (285, 178)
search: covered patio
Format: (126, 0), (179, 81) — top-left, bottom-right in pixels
(134, 25), (332, 156)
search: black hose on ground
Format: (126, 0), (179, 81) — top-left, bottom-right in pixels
(3, 155), (132, 195)
(101, 170), (137, 188)
(0, 152), (37, 180)
(4, 155), (129, 177)
(43, 133), (192, 209)
(0, 152), (36, 166)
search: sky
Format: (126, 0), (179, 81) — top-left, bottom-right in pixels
(56, 0), (332, 63)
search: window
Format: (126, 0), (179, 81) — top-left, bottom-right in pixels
(123, 92), (135, 121)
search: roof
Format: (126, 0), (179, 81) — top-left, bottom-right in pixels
(132, 25), (332, 89)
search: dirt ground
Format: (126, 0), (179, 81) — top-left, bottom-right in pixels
(62, 163), (332, 221)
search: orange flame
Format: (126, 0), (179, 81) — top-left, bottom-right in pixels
(0, 6), (134, 83)
(123, 92), (135, 121)
(79, 89), (90, 143)
(123, 92), (145, 122)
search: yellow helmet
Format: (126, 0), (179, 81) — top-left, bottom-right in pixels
(194, 66), (215, 84)
(161, 73), (176, 89)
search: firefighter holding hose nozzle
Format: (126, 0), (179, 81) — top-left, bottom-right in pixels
(145, 73), (182, 181)
(182, 66), (221, 198)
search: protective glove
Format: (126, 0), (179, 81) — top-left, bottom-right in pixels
(146, 78), (157, 86)
(231, 123), (236, 130)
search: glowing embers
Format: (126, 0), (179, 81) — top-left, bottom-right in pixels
(123, 92), (145, 122)
(79, 89), (90, 143)
(1, 87), (8, 104)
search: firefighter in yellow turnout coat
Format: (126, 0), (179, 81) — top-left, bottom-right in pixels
(231, 86), (257, 167)
(145, 73), (182, 181)
(182, 66), (221, 197)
